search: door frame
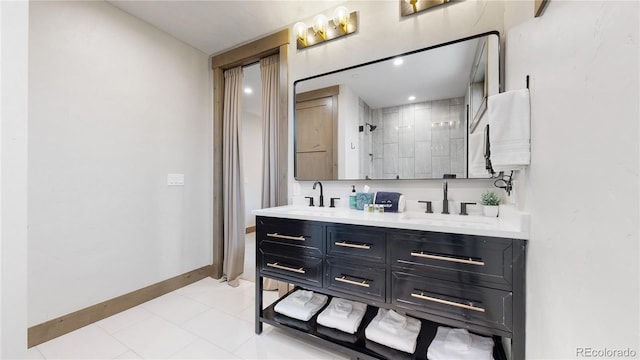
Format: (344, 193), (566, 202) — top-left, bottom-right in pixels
(211, 29), (289, 278)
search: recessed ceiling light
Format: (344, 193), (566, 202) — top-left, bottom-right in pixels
(244, 87), (253, 94)
(393, 58), (404, 66)
(408, 96), (416, 101)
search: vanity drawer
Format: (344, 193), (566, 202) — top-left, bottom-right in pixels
(389, 230), (513, 289)
(326, 225), (386, 264)
(257, 216), (323, 258)
(392, 271), (512, 333)
(325, 258), (386, 302)
(259, 253), (323, 288)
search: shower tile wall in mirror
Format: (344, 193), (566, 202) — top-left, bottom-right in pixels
(294, 32), (500, 181)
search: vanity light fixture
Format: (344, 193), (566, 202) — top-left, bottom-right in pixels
(401, 0), (452, 17)
(293, 6), (358, 50)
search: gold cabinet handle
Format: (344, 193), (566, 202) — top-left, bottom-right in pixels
(411, 292), (485, 313)
(335, 241), (371, 250)
(267, 232), (305, 241)
(410, 251), (485, 266)
(335, 275), (370, 288)
(266, 262), (305, 274)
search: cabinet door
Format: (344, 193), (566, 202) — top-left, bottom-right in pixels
(390, 230), (513, 289)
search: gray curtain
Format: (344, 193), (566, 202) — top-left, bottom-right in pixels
(260, 54), (280, 208)
(223, 66), (245, 287)
(260, 54), (280, 291)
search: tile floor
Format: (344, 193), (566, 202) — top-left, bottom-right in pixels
(28, 233), (348, 359)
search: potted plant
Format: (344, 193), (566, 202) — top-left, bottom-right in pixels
(480, 190), (501, 217)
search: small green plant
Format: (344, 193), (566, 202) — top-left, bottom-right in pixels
(480, 190), (501, 206)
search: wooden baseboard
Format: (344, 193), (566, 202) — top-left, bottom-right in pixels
(245, 225), (256, 234)
(28, 265), (215, 348)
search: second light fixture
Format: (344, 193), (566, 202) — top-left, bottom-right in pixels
(293, 6), (358, 49)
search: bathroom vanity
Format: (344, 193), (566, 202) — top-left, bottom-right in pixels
(253, 206), (528, 360)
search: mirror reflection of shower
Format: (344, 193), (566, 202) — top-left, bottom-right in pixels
(365, 122), (377, 132)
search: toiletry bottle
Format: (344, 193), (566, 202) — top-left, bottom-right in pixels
(349, 185), (356, 209)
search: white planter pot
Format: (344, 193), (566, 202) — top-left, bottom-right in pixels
(483, 205), (499, 217)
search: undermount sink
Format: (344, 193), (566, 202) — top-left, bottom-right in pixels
(286, 206), (350, 218)
(400, 212), (498, 225)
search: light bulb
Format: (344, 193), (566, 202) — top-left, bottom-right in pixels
(333, 6), (349, 31)
(293, 22), (308, 46)
(313, 14), (328, 40)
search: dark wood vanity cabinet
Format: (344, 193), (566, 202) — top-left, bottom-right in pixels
(255, 216), (527, 360)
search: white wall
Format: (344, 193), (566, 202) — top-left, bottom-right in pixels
(289, 0), (507, 212)
(0, 1), (29, 357)
(503, 1), (639, 358)
(289, 1), (640, 358)
(28, 1), (212, 326)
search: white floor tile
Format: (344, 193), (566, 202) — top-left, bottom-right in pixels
(112, 315), (197, 359)
(114, 350), (142, 359)
(169, 338), (240, 359)
(36, 324), (128, 359)
(25, 347), (45, 359)
(96, 306), (154, 335)
(141, 291), (210, 324)
(176, 277), (227, 299)
(182, 308), (255, 352)
(189, 283), (255, 317)
(232, 327), (335, 360)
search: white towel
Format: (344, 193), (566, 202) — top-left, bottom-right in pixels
(365, 308), (421, 354)
(469, 130), (489, 178)
(378, 309), (406, 334)
(291, 290), (313, 305)
(331, 299), (353, 319)
(316, 297), (367, 334)
(274, 290), (328, 321)
(488, 88), (530, 172)
(427, 326), (495, 360)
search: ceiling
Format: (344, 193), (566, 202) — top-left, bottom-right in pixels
(107, 0), (346, 55)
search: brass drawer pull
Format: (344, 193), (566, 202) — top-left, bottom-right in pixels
(267, 232), (305, 241)
(266, 262), (306, 274)
(335, 275), (370, 288)
(335, 241), (371, 250)
(411, 292), (485, 313)
(410, 251), (485, 266)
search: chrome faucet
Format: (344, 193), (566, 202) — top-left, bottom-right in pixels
(313, 181), (324, 207)
(442, 181), (449, 214)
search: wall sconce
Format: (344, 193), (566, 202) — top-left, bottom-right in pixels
(400, 0), (453, 17)
(293, 6), (358, 49)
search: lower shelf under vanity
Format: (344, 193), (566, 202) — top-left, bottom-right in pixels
(259, 288), (508, 360)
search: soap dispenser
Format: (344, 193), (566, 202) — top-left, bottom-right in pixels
(349, 185), (356, 209)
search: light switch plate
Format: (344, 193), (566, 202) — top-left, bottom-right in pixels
(168, 173), (184, 186)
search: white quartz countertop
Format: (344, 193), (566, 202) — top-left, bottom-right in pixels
(253, 205), (530, 240)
